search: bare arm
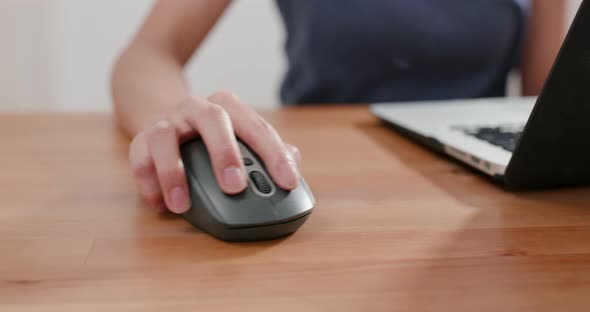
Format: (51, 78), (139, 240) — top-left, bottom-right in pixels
(111, 0), (300, 214)
(112, 0), (230, 136)
(521, 0), (567, 95)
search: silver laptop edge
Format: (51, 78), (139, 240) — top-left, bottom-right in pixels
(370, 96), (537, 177)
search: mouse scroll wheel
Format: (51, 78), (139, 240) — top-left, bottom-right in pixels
(249, 171), (272, 194)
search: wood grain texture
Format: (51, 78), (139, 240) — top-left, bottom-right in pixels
(1, 106), (590, 311)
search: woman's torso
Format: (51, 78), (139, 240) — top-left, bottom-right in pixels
(275, 0), (531, 104)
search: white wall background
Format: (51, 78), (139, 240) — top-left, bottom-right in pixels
(0, 0), (583, 111)
(0, 0), (284, 111)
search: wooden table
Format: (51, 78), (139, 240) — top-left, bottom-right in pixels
(2, 106), (590, 311)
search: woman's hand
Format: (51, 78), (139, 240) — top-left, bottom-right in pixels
(128, 91), (301, 213)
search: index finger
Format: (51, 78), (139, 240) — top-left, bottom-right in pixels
(184, 100), (248, 194)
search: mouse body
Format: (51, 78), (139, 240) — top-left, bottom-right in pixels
(180, 139), (315, 242)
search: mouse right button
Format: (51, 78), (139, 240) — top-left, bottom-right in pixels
(270, 179), (315, 220)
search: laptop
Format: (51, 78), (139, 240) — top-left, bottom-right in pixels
(370, 0), (590, 189)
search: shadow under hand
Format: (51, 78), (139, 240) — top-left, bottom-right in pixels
(129, 202), (290, 265)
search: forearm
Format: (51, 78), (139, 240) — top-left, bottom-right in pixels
(521, 0), (566, 96)
(111, 44), (190, 137)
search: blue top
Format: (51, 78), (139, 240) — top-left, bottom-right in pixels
(275, 0), (531, 105)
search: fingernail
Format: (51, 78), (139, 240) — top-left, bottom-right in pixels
(280, 159), (300, 189)
(223, 166), (246, 193)
(168, 187), (190, 214)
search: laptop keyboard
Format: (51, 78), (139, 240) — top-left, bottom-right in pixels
(463, 127), (523, 152)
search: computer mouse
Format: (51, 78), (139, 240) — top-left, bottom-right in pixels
(179, 139), (315, 242)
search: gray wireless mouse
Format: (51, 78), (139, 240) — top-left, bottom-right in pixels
(180, 139), (315, 242)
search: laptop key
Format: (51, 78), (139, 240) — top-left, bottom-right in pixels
(463, 126), (523, 152)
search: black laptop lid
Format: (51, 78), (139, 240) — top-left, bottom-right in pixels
(505, 0), (590, 188)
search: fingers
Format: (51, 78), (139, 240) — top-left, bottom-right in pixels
(207, 92), (300, 190)
(129, 132), (165, 211)
(146, 121), (190, 214)
(243, 117), (299, 190)
(183, 98), (248, 194)
(129, 91), (303, 215)
(285, 143), (302, 168)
